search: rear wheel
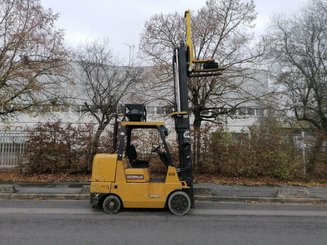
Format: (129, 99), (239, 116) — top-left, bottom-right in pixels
(102, 195), (121, 214)
(168, 191), (191, 216)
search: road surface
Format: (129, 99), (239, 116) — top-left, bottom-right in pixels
(0, 200), (326, 245)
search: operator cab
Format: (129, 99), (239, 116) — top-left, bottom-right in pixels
(120, 104), (173, 172)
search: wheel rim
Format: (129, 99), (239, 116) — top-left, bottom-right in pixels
(103, 196), (120, 214)
(108, 200), (116, 209)
(168, 191), (191, 215)
(171, 194), (189, 213)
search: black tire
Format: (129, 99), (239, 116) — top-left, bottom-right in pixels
(102, 195), (121, 214)
(168, 191), (191, 216)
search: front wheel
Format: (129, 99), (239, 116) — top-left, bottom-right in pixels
(168, 191), (191, 216)
(102, 195), (122, 214)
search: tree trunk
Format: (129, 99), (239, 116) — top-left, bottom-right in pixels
(87, 124), (107, 172)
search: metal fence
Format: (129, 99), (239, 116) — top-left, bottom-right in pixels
(0, 131), (28, 168)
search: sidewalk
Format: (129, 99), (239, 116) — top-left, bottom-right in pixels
(0, 183), (88, 201)
(1, 183), (327, 204)
(195, 183), (327, 204)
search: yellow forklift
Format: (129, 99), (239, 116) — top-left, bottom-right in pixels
(90, 11), (223, 215)
(90, 104), (192, 215)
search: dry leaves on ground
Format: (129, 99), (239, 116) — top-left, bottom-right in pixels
(0, 171), (90, 183)
(0, 171), (326, 186)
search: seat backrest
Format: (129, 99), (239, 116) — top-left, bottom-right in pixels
(126, 144), (137, 162)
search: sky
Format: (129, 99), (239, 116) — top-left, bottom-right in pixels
(40, 0), (309, 65)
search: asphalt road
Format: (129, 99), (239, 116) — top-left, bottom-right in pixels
(0, 200), (327, 245)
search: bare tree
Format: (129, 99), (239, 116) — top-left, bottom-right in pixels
(264, 0), (327, 174)
(265, 0), (327, 131)
(73, 40), (143, 169)
(139, 0), (264, 168)
(140, 0), (264, 124)
(0, 0), (70, 117)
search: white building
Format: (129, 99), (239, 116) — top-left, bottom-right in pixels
(0, 64), (269, 168)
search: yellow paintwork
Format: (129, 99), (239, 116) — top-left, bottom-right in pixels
(185, 10), (194, 72)
(90, 181), (111, 193)
(184, 10), (213, 72)
(90, 153), (189, 208)
(170, 111), (188, 116)
(91, 154), (117, 182)
(125, 168), (150, 183)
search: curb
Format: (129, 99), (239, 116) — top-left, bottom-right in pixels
(0, 185), (16, 193)
(0, 193), (89, 200)
(1, 184), (326, 204)
(1, 192), (327, 204)
(195, 195), (327, 204)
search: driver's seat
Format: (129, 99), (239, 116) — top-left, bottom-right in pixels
(126, 145), (149, 168)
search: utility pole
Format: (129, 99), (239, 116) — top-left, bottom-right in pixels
(122, 42), (135, 67)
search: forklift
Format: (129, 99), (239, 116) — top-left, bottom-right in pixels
(89, 10), (223, 215)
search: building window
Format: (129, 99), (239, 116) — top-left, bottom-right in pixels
(247, 108), (255, 116)
(239, 107), (247, 115)
(156, 107), (165, 115)
(255, 108), (263, 117)
(147, 106), (155, 114)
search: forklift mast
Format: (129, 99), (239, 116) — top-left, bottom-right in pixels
(172, 11), (224, 207)
(172, 44), (194, 204)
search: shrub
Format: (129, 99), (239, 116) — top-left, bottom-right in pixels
(199, 114), (304, 180)
(23, 122), (94, 174)
(306, 131), (327, 178)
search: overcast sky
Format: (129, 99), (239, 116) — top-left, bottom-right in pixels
(40, 0), (308, 65)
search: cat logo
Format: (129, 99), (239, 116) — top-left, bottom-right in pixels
(126, 174), (144, 180)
